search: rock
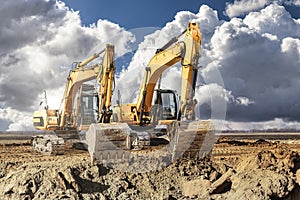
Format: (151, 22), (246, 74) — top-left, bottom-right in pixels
(182, 178), (211, 198)
(209, 170), (220, 182)
(296, 169), (300, 185)
(209, 168), (234, 194)
(4, 183), (14, 195)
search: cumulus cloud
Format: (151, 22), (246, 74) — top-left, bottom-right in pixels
(225, 0), (300, 18)
(243, 4), (300, 39)
(0, 108), (34, 131)
(206, 4), (300, 123)
(225, 0), (269, 18)
(0, 0), (134, 131)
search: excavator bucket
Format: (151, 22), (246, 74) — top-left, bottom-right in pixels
(169, 120), (216, 162)
(85, 123), (132, 163)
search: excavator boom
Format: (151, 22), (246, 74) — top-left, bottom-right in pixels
(137, 22), (201, 116)
(60, 44), (115, 129)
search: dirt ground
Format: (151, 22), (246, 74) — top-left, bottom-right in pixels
(1, 138), (300, 200)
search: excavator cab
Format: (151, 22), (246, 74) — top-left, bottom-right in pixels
(33, 109), (60, 130)
(151, 89), (178, 122)
(76, 84), (98, 128)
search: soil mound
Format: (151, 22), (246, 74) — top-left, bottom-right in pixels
(2, 142), (300, 199)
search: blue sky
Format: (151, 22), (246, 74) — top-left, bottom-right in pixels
(62, 0), (299, 28)
(62, 0), (227, 28)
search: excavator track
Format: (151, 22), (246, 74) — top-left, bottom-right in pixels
(32, 135), (65, 155)
(30, 129), (83, 155)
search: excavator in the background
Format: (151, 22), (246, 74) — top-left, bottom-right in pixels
(32, 44), (115, 154)
(85, 22), (215, 163)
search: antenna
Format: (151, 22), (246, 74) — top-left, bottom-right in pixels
(44, 90), (49, 110)
(117, 90), (122, 105)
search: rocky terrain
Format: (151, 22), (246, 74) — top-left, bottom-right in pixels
(1, 138), (300, 199)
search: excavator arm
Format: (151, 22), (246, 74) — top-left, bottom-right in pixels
(59, 65), (100, 129)
(60, 44), (115, 129)
(137, 22), (202, 122)
(97, 44), (115, 123)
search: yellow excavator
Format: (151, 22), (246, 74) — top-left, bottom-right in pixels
(32, 44), (115, 154)
(85, 22), (215, 163)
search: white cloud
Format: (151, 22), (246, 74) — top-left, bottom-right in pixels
(280, 0), (300, 6)
(225, 0), (269, 18)
(0, 108), (33, 131)
(196, 84), (233, 105)
(224, 118), (300, 131)
(225, 0), (300, 18)
(243, 4), (300, 39)
(0, 0), (135, 131)
(236, 97), (255, 106)
(281, 37), (300, 63)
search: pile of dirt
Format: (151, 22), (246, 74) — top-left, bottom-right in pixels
(1, 143), (300, 199)
(0, 155), (223, 199)
(219, 144), (300, 200)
